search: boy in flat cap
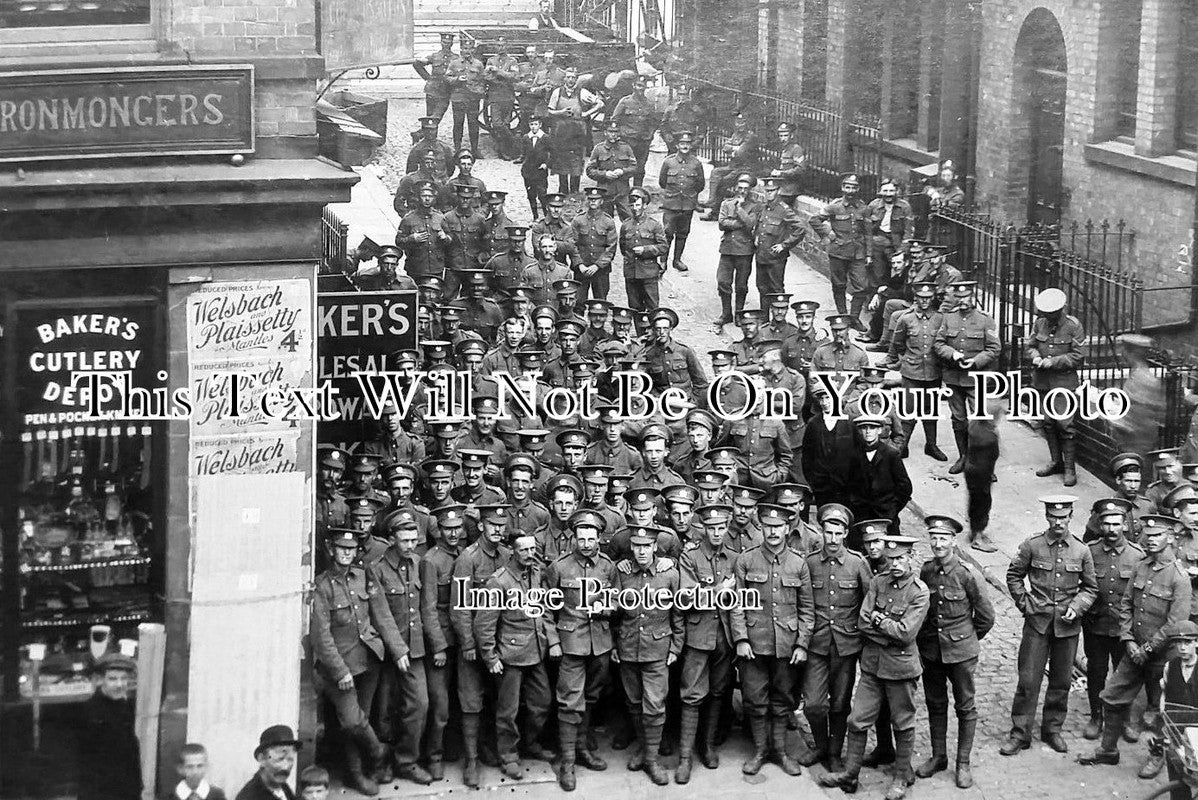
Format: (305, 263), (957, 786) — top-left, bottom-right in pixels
(915, 516), (994, 789)
(1002, 496), (1097, 757)
(79, 653), (142, 800)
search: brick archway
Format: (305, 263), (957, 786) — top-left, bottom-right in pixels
(1009, 8), (1068, 225)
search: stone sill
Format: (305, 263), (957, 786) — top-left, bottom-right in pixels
(880, 137), (939, 167)
(1083, 140), (1197, 189)
(0, 158), (358, 210)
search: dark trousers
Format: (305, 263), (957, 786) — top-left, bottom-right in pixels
(488, 98), (516, 158)
(625, 276), (660, 312)
(716, 254), (754, 305)
(557, 653), (611, 724)
(524, 180), (549, 219)
(452, 97), (482, 153)
(848, 671), (918, 732)
(376, 659), (430, 766)
(558, 174), (581, 194)
(921, 657), (978, 720)
(1010, 623), (1079, 739)
(964, 466), (994, 532)
(1084, 630), (1124, 717)
(663, 208), (694, 265)
(755, 257), (786, 302)
(324, 662), (381, 729)
(576, 266), (611, 303)
(803, 650), (858, 719)
(679, 638), (735, 706)
(425, 649), (460, 761)
(495, 662), (551, 762)
(740, 654), (796, 718)
(620, 659), (671, 725)
(827, 256), (869, 310)
(426, 95), (450, 124)
(628, 138), (651, 185)
(947, 384), (976, 433)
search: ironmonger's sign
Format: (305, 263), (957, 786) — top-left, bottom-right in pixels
(0, 65), (254, 162)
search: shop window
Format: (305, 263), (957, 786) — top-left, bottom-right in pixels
(0, 0), (153, 45)
(0, 270), (164, 797)
(1177, 0), (1198, 152)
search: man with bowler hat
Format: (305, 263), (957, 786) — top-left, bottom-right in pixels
(235, 726), (301, 800)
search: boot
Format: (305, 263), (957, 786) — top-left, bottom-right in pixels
(923, 421), (948, 460)
(969, 529), (998, 553)
(1035, 431), (1064, 477)
(800, 711), (829, 767)
(1083, 715), (1103, 741)
(558, 720), (577, 791)
(427, 758), (444, 781)
(885, 730), (915, 800)
(576, 709), (607, 770)
(676, 706), (699, 784)
(863, 716), (894, 767)
(828, 712), (849, 773)
(343, 742), (380, 796)
(713, 294), (733, 326)
(1140, 735), (1166, 779)
(955, 717), (977, 789)
(1079, 703), (1124, 765)
(1062, 438), (1078, 487)
(948, 428), (968, 474)
(462, 713), (482, 788)
(742, 716), (768, 775)
(643, 722), (670, 785)
(848, 294), (868, 332)
(734, 290), (748, 317)
(832, 286), (848, 315)
(627, 712), (646, 772)
(350, 723), (389, 785)
(698, 700), (720, 768)
(915, 714), (948, 778)
(771, 716), (802, 775)
(818, 729), (866, 793)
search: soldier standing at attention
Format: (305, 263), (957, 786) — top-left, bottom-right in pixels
(802, 504), (872, 772)
(1002, 496), (1098, 756)
(731, 504), (815, 777)
(914, 516), (994, 790)
(412, 34), (455, 125)
(611, 528), (684, 785)
(934, 280), (1001, 475)
(818, 535), (929, 800)
(472, 530), (561, 780)
(1078, 499), (1144, 742)
(658, 130), (705, 273)
(610, 75), (659, 187)
(572, 187), (619, 304)
(586, 119), (639, 221)
(753, 175), (806, 304)
(1028, 287), (1086, 487)
(618, 188), (668, 311)
(544, 515), (618, 791)
(811, 173), (869, 327)
(310, 529), (408, 795)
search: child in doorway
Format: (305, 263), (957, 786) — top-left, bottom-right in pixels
(165, 743), (227, 800)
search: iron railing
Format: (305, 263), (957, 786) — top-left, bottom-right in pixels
(667, 71), (883, 201)
(927, 206), (1196, 478)
(321, 205), (349, 275)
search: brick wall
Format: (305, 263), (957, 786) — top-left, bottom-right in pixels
(776, 0), (803, 96)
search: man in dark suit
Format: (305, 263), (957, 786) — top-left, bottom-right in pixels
(854, 415), (912, 535)
(235, 726), (301, 800)
(801, 383), (866, 513)
(78, 653), (142, 800)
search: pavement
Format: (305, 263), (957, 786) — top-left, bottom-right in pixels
(326, 96), (1164, 800)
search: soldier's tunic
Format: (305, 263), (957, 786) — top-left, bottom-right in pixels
(397, 207), (449, 281)
(753, 198), (805, 298)
(849, 571), (930, 733)
(730, 544), (816, 718)
(310, 564), (408, 729)
(421, 541), (458, 761)
(916, 554), (994, 729)
(774, 142), (807, 199)
(719, 414), (793, 490)
(473, 560), (559, 762)
(534, 517), (577, 565)
(612, 559), (683, 728)
(530, 216), (582, 267)
(804, 548), (873, 733)
(1026, 313), (1085, 438)
(811, 196), (869, 308)
(643, 337), (709, 402)
(934, 307), (1001, 434)
(618, 213), (668, 311)
(1082, 538), (1144, 717)
(678, 540), (739, 705)
(585, 439), (643, 474)
(781, 328), (831, 374)
(586, 139), (639, 220)
(1005, 531), (1098, 739)
(506, 496), (551, 540)
(544, 549), (618, 723)
(395, 169), (448, 215)
(414, 48), (454, 121)
(521, 259), (572, 306)
(450, 538), (512, 714)
(811, 340), (871, 379)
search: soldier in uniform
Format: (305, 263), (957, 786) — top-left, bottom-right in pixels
(1079, 498), (1144, 741)
(485, 225), (534, 293)
(449, 503), (510, 787)
(1147, 448), (1190, 514)
(819, 535), (929, 800)
(368, 516), (441, 786)
(578, 464), (625, 544)
(450, 450), (505, 525)
(406, 114), (456, 179)
(714, 173), (762, 326)
(753, 175), (806, 302)
(643, 307), (709, 402)
(440, 184), (488, 299)
(543, 512), (618, 791)
(1002, 496), (1098, 756)
(882, 282), (948, 460)
(397, 151), (451, 216)
(1078, 514), (1190, 768)
(629, 424), (687, 490)
(473, 529), (560, 779)
(481, 191), (514, 262)
(310, 528), (408, 795)
(619, 187), (668, 311)
(811, 314), (870, 379)
(352, 244), (416, 292)
(731, 504), (815, 776)
(531, 193), (582, 269)
(316, 446), (349, 542)
(701, 112), (758, 217)
(934, 281), (1001, 474)
(543, 319), (584, 387)
(585, 405), (643, 473)
(811, 173), (870, 325)
(535, 475), (584, 563)
(772, 122), (806, 207)
(673, 408), (717, 485)
(658, 130), (705, 272)
(759, 340), (808, 479)
(577, 300), (613, 356)
(717, 378), (793, 491)
(1087, 452), (1150, 542)
(503, 453), (551, 539)
(446, 39), (485, 155)
(397, 182), (452, 285)
(674, 504), (739, 782)
(781, 300), (830, 374)
(611, 526), (683, 785)
(484, 40), (520, 161)
(914, 516), (995, 790)
(728, 484), (765, 553)
(522, 234), (572, 305)
(728, 309), (765, 368)
(459, 270), (505, 342)
(610, 75), (658, 186)
(864, 180), (913, 319)
(1028, 288), (1086, 487)
(762, 293), (799, 340)
(802, 503), (872, 771)
(587, 119), (639, 221)
(412, 35), (455, 125)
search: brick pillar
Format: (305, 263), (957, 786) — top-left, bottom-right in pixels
(938, 0), (980, 175)
(1135, 0), (1182, 156)
(880, 0), (919, 140)
(777, 0), (805, 97)
(916, 0), (943, 151)
(825, 0), (853, 169)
